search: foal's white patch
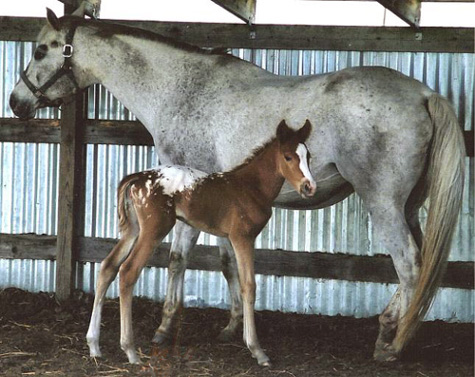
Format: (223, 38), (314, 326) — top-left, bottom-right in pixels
(296, 143), (316, 185)
(155, 165), (207, 196)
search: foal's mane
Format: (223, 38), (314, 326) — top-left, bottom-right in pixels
(227, 137), (278, 174)
(59, 16), (231, 57)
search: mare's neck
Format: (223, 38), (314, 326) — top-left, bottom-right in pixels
(73, 25), (211, 126)
(231, 140), (285, 204)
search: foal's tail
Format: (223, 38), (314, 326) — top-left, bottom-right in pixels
(395, 94), (466, 351)
(117, 174), (141, 233)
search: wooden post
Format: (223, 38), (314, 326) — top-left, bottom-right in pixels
(55, 92), (86, 301)
(55, 0), (86, 302)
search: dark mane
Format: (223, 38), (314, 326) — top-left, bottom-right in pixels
(59, 16), (232, 58)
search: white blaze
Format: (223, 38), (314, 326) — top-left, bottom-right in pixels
(296, 143), (316, 186)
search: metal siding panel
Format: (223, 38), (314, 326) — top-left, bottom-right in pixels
(0, 40), (473, 321)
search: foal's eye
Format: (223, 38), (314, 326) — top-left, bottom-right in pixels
(50, 41), (59, 48)
(34, 45), (48, 60)
(284, 155), (292, 162)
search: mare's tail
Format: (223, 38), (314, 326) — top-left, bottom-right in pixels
(394, 93), (466, 351)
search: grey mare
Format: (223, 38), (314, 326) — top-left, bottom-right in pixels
(9, 9), (465, 365)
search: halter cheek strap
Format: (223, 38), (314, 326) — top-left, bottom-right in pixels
(21, 24), (80, 102)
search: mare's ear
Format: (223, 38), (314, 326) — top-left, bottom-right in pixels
(276, 119), (292, 142)
(46, 8), (61, 31)
(298, 119), (312, 141)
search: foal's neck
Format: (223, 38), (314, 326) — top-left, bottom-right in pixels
(231, 140), (284, 203)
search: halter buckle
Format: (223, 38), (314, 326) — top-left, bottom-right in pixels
(62, 44), (74, 58)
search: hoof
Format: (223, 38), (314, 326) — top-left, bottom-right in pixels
(217, 329), (235, 343)
(259, 359), (272, 368)
(151, 330), (172, 346)
(373, 343), (400, 362)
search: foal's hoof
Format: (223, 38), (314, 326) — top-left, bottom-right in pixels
(373, 343), (399, 362)
(259, 359), (272, 368)
(151, 330), (172, 346)
(254, 352), (272, 368)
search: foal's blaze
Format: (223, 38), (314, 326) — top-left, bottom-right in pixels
(86, 120), (316, 367)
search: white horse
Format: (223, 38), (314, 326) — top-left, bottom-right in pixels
(9, 9), (465, 364)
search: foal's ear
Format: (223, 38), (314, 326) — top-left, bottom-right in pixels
(297, 119), (312, 141)
(46, 8), (61, 31)
(276, 119), (292, 142)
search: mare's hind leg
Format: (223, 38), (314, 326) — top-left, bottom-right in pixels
(153, 221), (200, 345)
(369, 201), (421, 361)
(217, 237), (243, 342)
(86, 226), (138, 358)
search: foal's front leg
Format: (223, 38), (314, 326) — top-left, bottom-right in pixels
(217, 237), (243, 342)
(229, 235), (271, 367)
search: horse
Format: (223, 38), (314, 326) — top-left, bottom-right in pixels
(85, 119), (316, 366)
(9, 9), (465, 362)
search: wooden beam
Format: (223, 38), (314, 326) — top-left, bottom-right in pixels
(0, 17), (473, 53)
(55, 92), (87, 301)
(0, 234), (472, 289)
(211, 0), (256, 24)
(0, 118), (472, 157)
(376, 0), (421, 28)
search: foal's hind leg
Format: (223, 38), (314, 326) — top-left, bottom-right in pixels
(86, 227), (138, 358)
(119, 217), (175, 364)
(153, 221), (200, 345)
(217, 237), (243, 342)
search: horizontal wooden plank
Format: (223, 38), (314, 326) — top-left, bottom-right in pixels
(0, 17), (473, 53)
(85, 119), (153, 145)
(0, 233), (57, 260)
(0, 234), (472, 289)
(1, 118), (472, 156)
(0, 118), (153, 145)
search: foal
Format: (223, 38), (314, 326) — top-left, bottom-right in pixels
(86, 120), (316, 366)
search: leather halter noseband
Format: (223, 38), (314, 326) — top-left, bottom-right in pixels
(20, 24), (80, 102)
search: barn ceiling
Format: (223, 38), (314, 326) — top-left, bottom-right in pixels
(57, 0), (471, 28)
(211, 0), (470, 28)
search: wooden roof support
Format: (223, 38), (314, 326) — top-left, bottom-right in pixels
(211, 0), (256, 24)
(377, 0), (421, 27)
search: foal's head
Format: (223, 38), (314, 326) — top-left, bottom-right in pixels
(276, 120), (316, 198)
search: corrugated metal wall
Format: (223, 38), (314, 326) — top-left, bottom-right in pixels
(1, 40), (473, 321)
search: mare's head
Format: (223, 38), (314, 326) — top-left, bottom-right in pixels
(276, 120), (316, 198)
(9, 9), (85, 119)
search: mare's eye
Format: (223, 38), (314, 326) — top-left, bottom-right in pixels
(51, 41), (59, 48)
(284, 155), (292, 162)
(34, 45), (48, 60)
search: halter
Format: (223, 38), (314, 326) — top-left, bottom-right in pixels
(20, 24), (80, 102)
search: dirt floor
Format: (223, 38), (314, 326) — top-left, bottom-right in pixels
(0, 288), (473, 377)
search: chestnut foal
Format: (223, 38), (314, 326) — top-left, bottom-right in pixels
(86, 120), (316, 366)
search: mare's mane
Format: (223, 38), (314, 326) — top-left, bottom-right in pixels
(58, 16), (232, 58)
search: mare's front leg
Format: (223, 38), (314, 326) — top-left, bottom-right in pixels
(153, 221), (200, 345)
(217, 237), (243, 342)
(229, 235), (271, 367)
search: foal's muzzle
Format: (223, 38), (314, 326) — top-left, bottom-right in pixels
(300, 180), (317, 198)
